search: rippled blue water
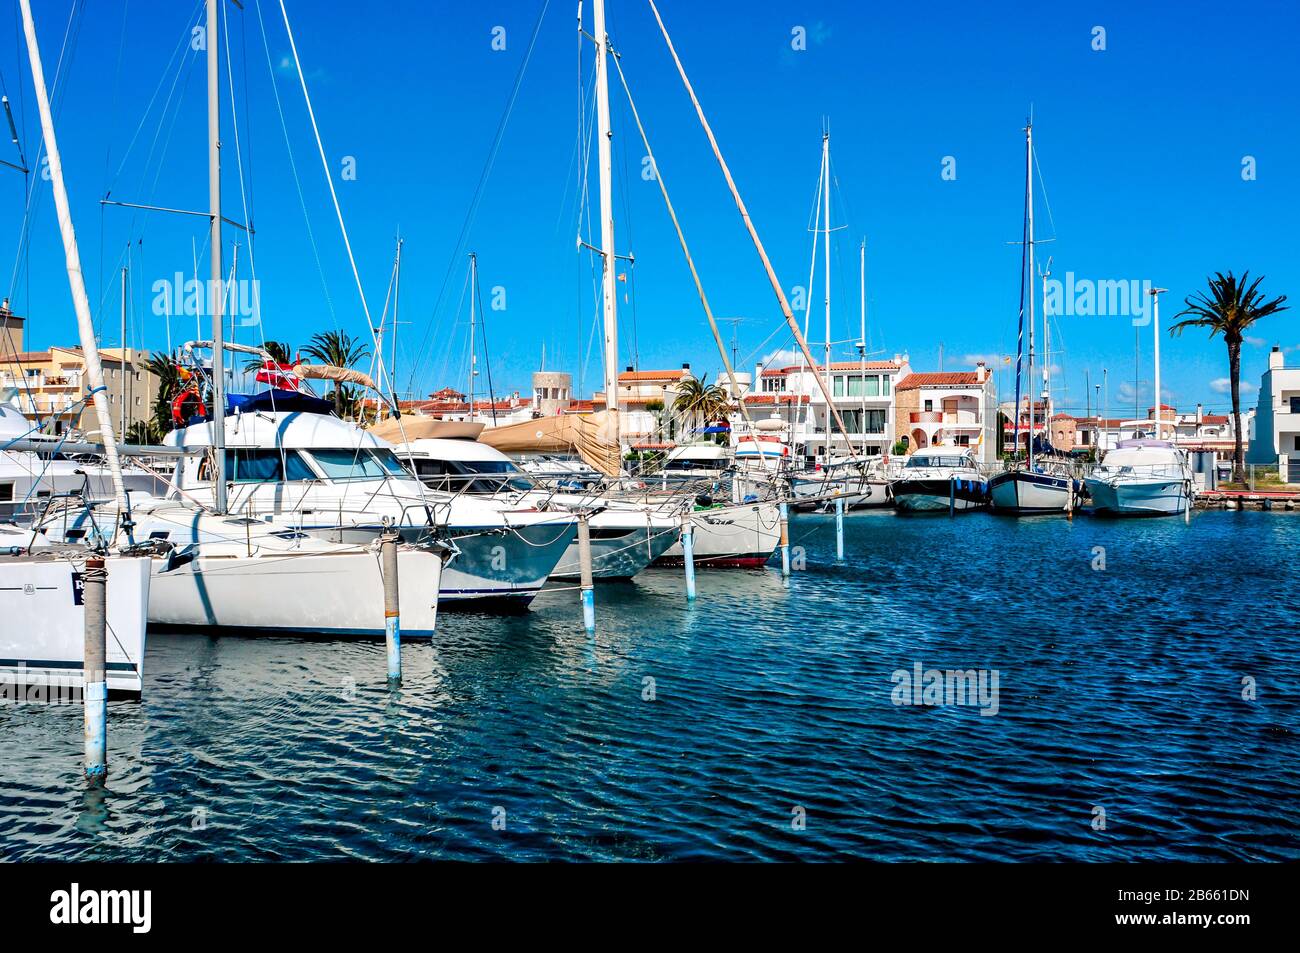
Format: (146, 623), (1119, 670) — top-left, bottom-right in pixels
(2, 510), (1297, 861)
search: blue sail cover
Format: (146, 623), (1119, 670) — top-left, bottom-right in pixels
(225, 389), (334, 416)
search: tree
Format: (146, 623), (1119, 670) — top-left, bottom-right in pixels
(670, 374), (730, 437)
(143, 353), (183, 436)
(242, 340), (294, 373)
(1170, 271), (1288, 482)
(301, 331), (370, 416)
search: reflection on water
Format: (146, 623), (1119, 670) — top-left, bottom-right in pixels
(2, 511), (1297, 861)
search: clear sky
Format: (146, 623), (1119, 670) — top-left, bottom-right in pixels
(2, 0), (1296, 417)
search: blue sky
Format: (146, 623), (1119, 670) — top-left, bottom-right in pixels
(2, 0), (1296, 416)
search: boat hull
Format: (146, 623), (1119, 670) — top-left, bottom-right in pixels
(0, 555), (151, 698)
(656, 501), (781, 568)
(893, 478), (987, 512)
(989, 471), (1075, 514)
(551, 520), (680, 580)
(1084, 477), (1190, 516)
(149, 546), (446, 636)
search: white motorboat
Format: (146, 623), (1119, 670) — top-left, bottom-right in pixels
(1084, 440), (1194, 516)
(656, 499), (781, 568)
(891, 448), (989, 512)
(396, 436), (679, 580)
(659, 443), (729, 484)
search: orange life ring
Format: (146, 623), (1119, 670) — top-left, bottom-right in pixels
(171, 387), (205, 427)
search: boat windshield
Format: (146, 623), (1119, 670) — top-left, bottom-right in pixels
(308, 448), (408, 482)
(906, 455), (968, 469)
(410, 457), (535, 494)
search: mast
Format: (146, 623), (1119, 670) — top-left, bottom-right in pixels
(1150, 287), (1167, 439)
(1041, 260), (1051, 427)
(468, 252), (477, 422)
(859, 237), (867, 457)
(821, 130), (832, 458)
(592, 0), (620, 448)
(392, 235), (403, 390)
(120, 265), (127, 442)
(207, 0), (228, 514)
(18, 0), (129, 515)
(1025, 120), (1035, 471)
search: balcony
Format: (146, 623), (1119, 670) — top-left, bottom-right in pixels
(910, 411), (943, 424)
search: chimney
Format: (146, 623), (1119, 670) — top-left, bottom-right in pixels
(1196, 402), (1203, 424)
(682, 362), (691, 371)
(1270, 345), (1284, 371)
(625, 365), (634, 373)
(975, 361), (988, 383)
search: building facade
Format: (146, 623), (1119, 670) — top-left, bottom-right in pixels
(1248, 346), (1300, 483)
(1, 344), (159, 439)
(894, 363), (997, 463)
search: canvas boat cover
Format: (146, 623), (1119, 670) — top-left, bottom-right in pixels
(478, 411), (621, 477)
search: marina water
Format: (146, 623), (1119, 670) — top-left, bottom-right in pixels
(2, 510), (1296, 861)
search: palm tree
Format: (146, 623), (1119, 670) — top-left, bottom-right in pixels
(1170, 271), (1288, 482)
(301, 330), (370, 416)
(143, 353), (183, 436)
(671, 374), (730, 438)
(242, 340), (294, 373)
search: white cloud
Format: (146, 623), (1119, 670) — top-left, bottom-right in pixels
(1210, 378), (1256, 395)
(962, 352), (1005, 367)
(1245, 336), (1266, 347)
(759, 348), (801, 369)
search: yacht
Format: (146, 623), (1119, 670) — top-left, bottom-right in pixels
(395, 436), (680, 580)
(659, 443), (729, 484)
(790, 455), (893, 511)
(892, 447), (988, 512)
(1084, 439), (1194, 516)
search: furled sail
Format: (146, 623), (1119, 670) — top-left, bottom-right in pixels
(478, 412), (621, 477)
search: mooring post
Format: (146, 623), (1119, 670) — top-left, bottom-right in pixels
(577, 512), (596, 632)
(380, 527), (402, 685)
(680, 510), (697, 601)
(835, 495), (845, 561)
(949, 478), (956, 517)
(82, 557), (107, 783)
(779, 500), (791, 578)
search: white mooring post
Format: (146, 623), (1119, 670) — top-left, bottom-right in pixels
(82, 557), (108, 782)
(680, 511), (697, 601)
(380, 528), (401, 685)
(577, 513), (596, 632)
(835, 495), (845, 561)
(779, 500), (791, 578)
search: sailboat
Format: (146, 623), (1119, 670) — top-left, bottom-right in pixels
(1, 0), (150, 700)
(989, 120), (1078, 515)
(1084, 289), (1194, 516)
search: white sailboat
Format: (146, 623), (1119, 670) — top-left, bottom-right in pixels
(989, 119), (1077, 515)
(1, 0), (150, 699)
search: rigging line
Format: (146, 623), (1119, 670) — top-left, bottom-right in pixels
(252, 0), (336, 332)
(406, 0), (551, 398)
(222, 0), (259, 346)
(474, 262), (499, 424)
(1032, 144), (1058, 243)
(645, 0), (853, 445)
(102, 0), (129, 194)
(609, 48), (757, 434)
(106, 0), (201, 193)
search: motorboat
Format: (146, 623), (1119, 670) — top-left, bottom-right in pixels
(1084, 440), (1194, 516)
(395, 436), (679, 580)
(891, 447), (988, 512)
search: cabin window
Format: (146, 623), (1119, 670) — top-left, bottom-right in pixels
(224, 448), (315, 483)
(308, 448), (396, 481)
(0, 483), (12, 502)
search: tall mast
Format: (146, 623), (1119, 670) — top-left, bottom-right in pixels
(1025, 120), (1035, 471)
(1150, 287), (1167, 439)
(392, 235), (403, 390)
(859, 237), (867, 457)
(592, 0), (620, 448)
(468, 252), (477, 422)
(120, 265), (127, 441)
(821, 130), (832, 455)
(18, 0), (128, 515)
(1040, 261), (1051, 425)
(207, 0), (227, 514)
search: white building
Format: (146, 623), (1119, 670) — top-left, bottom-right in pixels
(740, 357), (912, 463)
(1248, 345), (1300, 483)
